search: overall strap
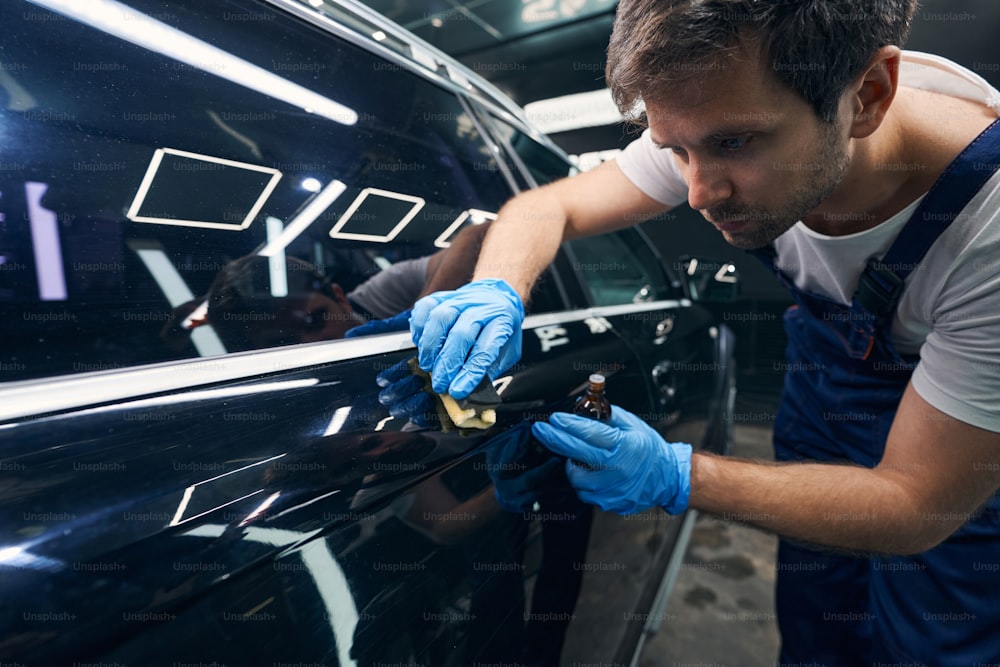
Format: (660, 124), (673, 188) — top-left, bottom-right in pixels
(746, 245), (783, 280)
(855, 118), (1000, 319)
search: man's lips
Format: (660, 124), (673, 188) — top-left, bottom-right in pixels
(711, 219), (748, 232)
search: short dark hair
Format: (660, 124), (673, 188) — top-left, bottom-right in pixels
(206, 255), (331, 350)
(606, 0), (918, 123)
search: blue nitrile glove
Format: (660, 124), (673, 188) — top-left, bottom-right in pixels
(375, 358), (436, 428)
(410, 279), (524, 399)
(531, 405), (693, 515)
(484, 422), (564, 512)
(344, 309), (412, 338)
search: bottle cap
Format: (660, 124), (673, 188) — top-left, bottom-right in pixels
(589, 373), (605, 384)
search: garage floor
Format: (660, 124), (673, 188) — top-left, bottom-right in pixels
(640, 403), (782, 666)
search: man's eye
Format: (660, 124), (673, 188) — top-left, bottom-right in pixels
(719, 136), (750, 152)
(306, 308), (327, 330)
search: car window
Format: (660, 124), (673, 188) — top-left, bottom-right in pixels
(0, 0), (515, 382)
(565, 229), (675, 306)
(485, 115), (575, 186)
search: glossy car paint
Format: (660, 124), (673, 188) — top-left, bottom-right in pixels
(0, 0), (735, 665)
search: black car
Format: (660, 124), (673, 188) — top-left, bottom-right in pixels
(0, 0), (736, 665)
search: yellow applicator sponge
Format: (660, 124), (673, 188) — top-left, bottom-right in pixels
(407, 358), (498, 431)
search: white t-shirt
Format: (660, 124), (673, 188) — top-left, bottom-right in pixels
(348, 255), (430, 320)
(615, 51), (1000, 433)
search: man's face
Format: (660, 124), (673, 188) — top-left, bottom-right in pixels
(248, 286), (361, 348)
(275, 291), (360, 343)
(645, 52), (851, 249)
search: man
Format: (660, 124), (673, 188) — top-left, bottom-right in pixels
(409, 1), (1000, 664)
(163, 220), (491, 351)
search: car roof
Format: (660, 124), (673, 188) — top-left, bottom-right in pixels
(265, 0), (569, 162)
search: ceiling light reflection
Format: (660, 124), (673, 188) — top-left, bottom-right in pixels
(300, 177), (322, 193)
(25, 182), (67, 301)
(239, 492), (281, 526)
(0, 546), (24, 563)
(126, 147), (282, 231)
(182, 524), (358, 666)
(265, 217), (289, 297)
(259, 180), (347, 257)
(329, 187), (425, 243)
(323, 406), (351, 436)
(29, 0), (358, 125)
(109, 378), (321, 415)
(170, 454), (287, 526)
(433, 209), (496, 249)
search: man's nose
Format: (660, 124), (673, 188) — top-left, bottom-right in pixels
(685, 160), (733, 212)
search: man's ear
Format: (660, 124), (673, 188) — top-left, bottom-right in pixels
(326, 282), (350, 306)
(847, 45), (902, 139)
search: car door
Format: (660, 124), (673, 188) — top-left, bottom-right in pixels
(0, 0), (520, 663)
(476, 111), (739, 663)
(0, 1), (675, 666)
(562, 228), (731, 450)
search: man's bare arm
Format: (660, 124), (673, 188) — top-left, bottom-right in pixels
(408, 162), (667, 396)
(690, 383), (1000, 554)
(419, 221), (491, 298)
(471, 159), (672, 299)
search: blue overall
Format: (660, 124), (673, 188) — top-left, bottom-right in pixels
(752, 119), (1000, 666)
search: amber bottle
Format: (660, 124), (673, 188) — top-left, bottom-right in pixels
(573, 373), (612, 422)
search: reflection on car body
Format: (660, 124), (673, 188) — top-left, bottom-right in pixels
(0, 0), (736, 665)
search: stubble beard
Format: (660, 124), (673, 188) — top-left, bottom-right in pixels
(705, 119), (851, 249)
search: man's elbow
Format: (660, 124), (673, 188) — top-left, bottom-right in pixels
(887, 509), (979, 556)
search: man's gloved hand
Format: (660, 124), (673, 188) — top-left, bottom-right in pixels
(375, 358), (437, 428)
(344, 309), (412, 339)
(531, 405), (692, 515)
(410, 279), (524, 399)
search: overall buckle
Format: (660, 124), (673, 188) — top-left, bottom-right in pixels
(854, 258), (906, 320)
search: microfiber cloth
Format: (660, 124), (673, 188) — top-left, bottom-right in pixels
(406, 358), (499, 432)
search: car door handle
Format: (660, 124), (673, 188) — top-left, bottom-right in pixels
(652, 316), (675, 345)
(651, 360), (678, 404)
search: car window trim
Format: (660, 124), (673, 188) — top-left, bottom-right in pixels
(559, 239), (595, 307)
(0, 299), (689, 422)
(633, 224), (681, 292)
(474, 107), (540, 190)
(461, 100), (574, 313)
(538, 258), (573, 313)
(263, 0), (545, 143)
(456, 94), (522, 195)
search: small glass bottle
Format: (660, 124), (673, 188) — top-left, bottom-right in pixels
(573, 373), (612, 422)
